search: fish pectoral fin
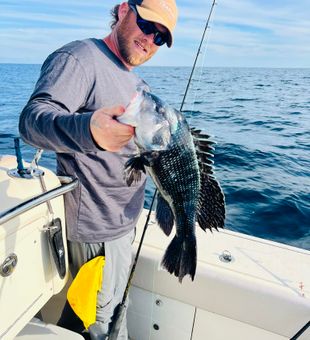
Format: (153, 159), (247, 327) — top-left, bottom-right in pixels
(124, 156), (147, 186)
(197, 171), (225, 231)
(155, 193), (174, 236)
(124, 151), (161, 187)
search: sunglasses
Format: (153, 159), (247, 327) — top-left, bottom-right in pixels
(129, 5), (168, 46)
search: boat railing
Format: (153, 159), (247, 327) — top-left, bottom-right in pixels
(0, 176), (78, 225)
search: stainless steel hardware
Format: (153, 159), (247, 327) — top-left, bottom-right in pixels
(219, 250), (233, 263)
(0, 253), (18, 277)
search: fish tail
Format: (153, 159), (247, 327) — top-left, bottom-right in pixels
(161, 234), (197, 283)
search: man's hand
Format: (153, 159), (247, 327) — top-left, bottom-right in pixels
(90, 106), (134, 152)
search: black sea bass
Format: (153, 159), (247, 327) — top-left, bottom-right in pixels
(118, 90), (225, 282)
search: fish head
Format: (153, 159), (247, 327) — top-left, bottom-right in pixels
(119, 90), (178, 152)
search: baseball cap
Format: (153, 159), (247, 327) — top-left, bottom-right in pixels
(128, 0), (178, 47)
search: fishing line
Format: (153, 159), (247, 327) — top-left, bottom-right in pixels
(189, 2), (217, 117)
(108, 1), (217, 338)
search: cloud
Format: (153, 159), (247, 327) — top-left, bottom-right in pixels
(168, 0), (310, 67)
(0, 0), (309, 67)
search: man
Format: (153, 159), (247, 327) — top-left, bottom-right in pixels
(19, 0), (178, 339)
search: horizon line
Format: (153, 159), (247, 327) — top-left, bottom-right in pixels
(0, 62), (309, 69)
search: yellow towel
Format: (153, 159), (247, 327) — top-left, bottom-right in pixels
(67, 256), (105, 329)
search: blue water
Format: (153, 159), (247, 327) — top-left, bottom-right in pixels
(0, 64), (309, 250)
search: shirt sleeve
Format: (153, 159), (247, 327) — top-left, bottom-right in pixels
(19, 51), (101, 153)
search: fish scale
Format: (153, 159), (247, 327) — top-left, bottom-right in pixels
(150, 145), (199, 230)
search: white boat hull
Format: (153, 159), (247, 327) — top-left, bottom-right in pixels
(129, 210), (310, 339)
(0, 155), (309, 339)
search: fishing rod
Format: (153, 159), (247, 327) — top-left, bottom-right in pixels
(180, 0), (217, 112)
(107, 1), (217, 338)
(290, 320), (310, 340)
(108, 193), (156, 340)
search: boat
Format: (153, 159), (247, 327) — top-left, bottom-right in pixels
(0, 153), (309, 340)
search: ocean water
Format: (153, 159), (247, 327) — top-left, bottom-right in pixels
(0, 64), (309, 250)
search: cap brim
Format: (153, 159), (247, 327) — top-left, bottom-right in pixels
(136, 6), (173, 47)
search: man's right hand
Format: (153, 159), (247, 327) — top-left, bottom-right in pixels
(90, 106), (134, 152)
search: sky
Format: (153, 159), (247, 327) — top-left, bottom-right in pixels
(0, 0), (309, 67)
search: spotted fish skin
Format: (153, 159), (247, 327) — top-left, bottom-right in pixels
(119, 90), (225, 282)
(149, 112), (200, 281)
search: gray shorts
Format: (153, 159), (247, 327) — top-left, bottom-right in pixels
(68, 229), (135, 340)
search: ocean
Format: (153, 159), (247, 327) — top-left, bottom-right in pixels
(0, 64), (309, 250)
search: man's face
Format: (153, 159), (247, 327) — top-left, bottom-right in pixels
(116, 6), (168, 66)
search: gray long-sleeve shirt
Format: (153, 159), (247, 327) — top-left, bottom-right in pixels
(19, 38), (146, 242)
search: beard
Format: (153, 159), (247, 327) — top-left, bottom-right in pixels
(117, 13), (156, 66)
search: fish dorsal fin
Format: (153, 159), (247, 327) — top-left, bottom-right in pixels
(191, 128), (225, 231)
(155, 193), (174, 236)
(191, 128), (216, 175)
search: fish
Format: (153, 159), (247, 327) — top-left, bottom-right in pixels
(118, 90), (225, 282)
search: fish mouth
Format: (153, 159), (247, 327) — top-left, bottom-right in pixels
(134, 40), (148, 54)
